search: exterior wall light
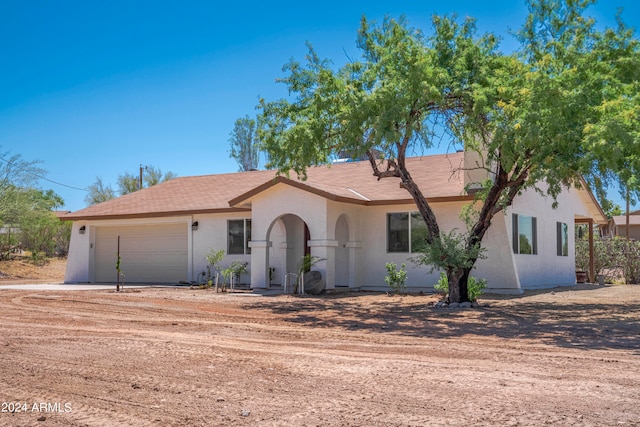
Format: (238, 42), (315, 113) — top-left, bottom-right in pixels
(79, 225), (86, 234)
(192, 221), (199, 231)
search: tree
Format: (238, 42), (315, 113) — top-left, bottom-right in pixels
(117, 172), (139, 195)
(258, 1), (639, 303)
(143, 166), (176, 187)
(0, 148), (70, 261)
(86, 167), (177, 205)
(85, 177), (116, 205)
(0, 148), (46, 223)
(229, 115), (260, 171)
(17, 189), (69, 261)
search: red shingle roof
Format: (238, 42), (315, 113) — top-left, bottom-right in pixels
(63, 153), (468, 221)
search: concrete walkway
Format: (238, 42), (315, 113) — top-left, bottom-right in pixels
(0, 283), (273, 294)
(0, 283), (153, 291)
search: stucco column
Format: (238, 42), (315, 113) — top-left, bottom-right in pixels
(249, 240), (271, 289)
(346, 241), (362, 288)
(307, 239), (338, 290)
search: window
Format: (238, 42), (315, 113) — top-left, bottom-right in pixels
(228, 219), (251, 255)
(512, 214), (537, 255)
(387, 212), (428, 253)
(557, 222), (568, 256)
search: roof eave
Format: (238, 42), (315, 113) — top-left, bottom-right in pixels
(61, 207), (251, 222)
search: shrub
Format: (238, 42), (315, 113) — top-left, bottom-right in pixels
(433, 272), (486, 302)
(385, 262), (407, 294)
(434, 272), (448, 294)
(205, 248), (225, 272)
(575, 232), (640, 283)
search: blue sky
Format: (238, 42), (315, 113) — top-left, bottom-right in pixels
(1, 1), (638, 211)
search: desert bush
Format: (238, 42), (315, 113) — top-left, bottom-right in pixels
(433, 271), (486, 302)
(617, 239), (640, 284)
(575, 233), (640, 283)
(385, 262), (407, 294)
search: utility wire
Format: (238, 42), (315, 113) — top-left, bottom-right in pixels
(0, 155), (89, 192)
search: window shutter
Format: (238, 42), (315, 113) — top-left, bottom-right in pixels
(512, 214), (519, 254)
(532, 217), (538, 255)
(556, 222), (562, 256)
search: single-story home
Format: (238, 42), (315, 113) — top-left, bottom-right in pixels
(601, 210), (640, 240)
(62, 151), (607, 294)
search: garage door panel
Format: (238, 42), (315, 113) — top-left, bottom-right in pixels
(94, 224), (187, 283)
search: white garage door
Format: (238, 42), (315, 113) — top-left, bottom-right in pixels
(94, 223), (188, 283)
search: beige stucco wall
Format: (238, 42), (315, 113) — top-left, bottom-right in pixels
(505, 185), (583, 289)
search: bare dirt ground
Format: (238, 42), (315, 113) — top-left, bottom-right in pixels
(0, 255), (66, 283)
(0, 262), (639, 426)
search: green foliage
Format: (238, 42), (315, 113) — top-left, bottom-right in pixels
(411, 229), (485, 274)
(433, 271), (486, 301)
(384, 262), (407, 294)
(0, 148), (45, 192)
(620, 240), (640, 284)
(294, 254), (326, 293)
(117, 173), (139, 195)
(14, 188), (69, 260)
(115, 253), (122, 275)
(222, 261), (248, 285)
(204, 248), (225, 284)
(229, 115), (261, 172)
(86, 167), (177, 206)
(205, 248), (225, 272)
(434, 272), (449, 294)
(297, 254), (325, 277)
(85, 177), (116, 205)
(0, 148), (70, 261)
(575, 232), (640, 284)
(256, 3), (640, 302)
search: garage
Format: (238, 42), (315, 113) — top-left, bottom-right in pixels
(94, 223), (188, 283)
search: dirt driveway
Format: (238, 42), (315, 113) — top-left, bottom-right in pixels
(0, 284), (639, 426)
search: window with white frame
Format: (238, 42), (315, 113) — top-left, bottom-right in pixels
(512, 214), (537, 255)
(557, 221), (568, 256)
(387, 212), (428, 253)
(228, 219), (251, 255)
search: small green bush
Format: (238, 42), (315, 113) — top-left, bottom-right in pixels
(385, 262), (407, 294)
(434, 272), (448, 294)
(433, 272), (486, 302)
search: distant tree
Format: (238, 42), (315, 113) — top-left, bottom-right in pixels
(0, 147), (46, 223)
(17, 189), (68, 261)
(143, 166), (177, 187)
(229, 115), (260, 171)
(0, 147), (70, 261)
(258, 1), (640, 303)
(117, 172), (139, 195)
(0, 147), (45, 192)
(605, 204), (624, 219)
(86, 167), (177, 204)
(85, 177), (116, 205)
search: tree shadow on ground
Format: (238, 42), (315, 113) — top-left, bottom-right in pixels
(245, 290), (640, 354)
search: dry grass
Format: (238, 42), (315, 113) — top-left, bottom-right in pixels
(0, 254), (66, 282)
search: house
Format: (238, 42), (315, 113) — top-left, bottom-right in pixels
(62, 152), (607, 294)
(602, 210), (640, 240)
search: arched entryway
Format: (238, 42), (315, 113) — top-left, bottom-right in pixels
(265, 214), (310, 286)
(334, 214), (351, 287)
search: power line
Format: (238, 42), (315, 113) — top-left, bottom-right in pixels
(0, 155), (89, 192)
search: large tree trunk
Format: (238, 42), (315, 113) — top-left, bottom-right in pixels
(448, 267), (471, 303)
(368, 147), (526, 305)
(447, 165), (513, 303)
